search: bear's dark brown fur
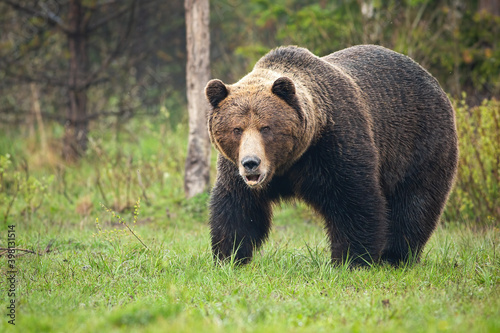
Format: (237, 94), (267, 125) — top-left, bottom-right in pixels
(205, 45), (458, 266)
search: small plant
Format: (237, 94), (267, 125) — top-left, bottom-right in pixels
(94, 197), (150, 250)
(0, 153), (53, 224)
(446, 97), (500, 224)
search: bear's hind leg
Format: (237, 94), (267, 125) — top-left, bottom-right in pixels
(298, 172), (389, 267)
(382, 174), (452, 266)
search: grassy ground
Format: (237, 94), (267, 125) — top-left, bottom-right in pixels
(1, 119), (499, 332)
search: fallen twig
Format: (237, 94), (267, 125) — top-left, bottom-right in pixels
(44, 239), (55, 253)
(0, 247), (40, 256)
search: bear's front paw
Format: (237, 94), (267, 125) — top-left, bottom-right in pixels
(212, 243), (253, 266)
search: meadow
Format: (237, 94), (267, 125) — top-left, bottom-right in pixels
(0, 115), (499, 332)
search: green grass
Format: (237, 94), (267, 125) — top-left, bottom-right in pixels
(1, 119), (499, 332)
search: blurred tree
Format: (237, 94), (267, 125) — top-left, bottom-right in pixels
(0, 0), (142, 160)
(0, 0), (188, 160)
(479, 0), (500, 15)
(184, 0), (211, 198)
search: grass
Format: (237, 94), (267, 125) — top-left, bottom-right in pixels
(0, 118), (499, 332)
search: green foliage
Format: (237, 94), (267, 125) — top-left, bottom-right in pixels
(0, 153), (54, 225)
(446, 97), (500, 224)
(0, 115), (189, 236)
(212, 0), (500, 102)
(95, 197), (150, 250)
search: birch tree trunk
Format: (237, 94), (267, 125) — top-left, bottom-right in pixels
(184, 0), (211, 198)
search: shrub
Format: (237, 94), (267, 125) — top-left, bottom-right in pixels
(445, 97), (499, 225)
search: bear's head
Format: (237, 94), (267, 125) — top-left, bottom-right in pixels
(205, 76), (306, 189)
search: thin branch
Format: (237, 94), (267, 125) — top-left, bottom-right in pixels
(87, 1), (136, 33)
(0, 0), (72, 33)
(88, 0), (122, 7)
(81, 0), (138, 88)
(44, 239), (55, 253)
(0, 247), (40, 255)
(4, 72), (68, 87)
(0, 106), (146, 123)
(39, 1), (65, 27)
(1, 69), (110, 90)
(3, 177), (19, 225)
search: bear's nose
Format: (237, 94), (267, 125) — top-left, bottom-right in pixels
(241, 156), (261, 172)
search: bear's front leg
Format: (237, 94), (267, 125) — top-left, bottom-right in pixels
(209, 159), (272, 265)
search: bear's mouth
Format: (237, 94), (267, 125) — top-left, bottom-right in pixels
(244, 173), (264, 187)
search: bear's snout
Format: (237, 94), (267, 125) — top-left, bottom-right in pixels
(238, 129), (270, 188)
(241, 155), (261, 172)
(240, 155), (265, 187)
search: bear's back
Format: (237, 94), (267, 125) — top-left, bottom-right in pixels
(322, 45), (451, 118)
(323, 45), (457, 193)
(322, 45), (455, 123)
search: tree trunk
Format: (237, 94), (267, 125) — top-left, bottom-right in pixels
(479, 0), (500, 16)
(30, 83), (47, 152)
(64, 0), (89, 161)
(184, 0), (211, 198)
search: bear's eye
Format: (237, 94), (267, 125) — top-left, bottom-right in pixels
(233, 128), (242, 136)
(260, 126), (271, 134)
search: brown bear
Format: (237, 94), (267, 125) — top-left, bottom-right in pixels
(205, 45), (458, 266)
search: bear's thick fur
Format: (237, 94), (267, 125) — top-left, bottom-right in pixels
(205, 45), (458, 266)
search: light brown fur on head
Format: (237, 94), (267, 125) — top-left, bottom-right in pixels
(206, 68), (320, 188)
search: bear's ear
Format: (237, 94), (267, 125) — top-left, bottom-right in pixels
(271, 77), (296, 104)
(205, 79), (229, 108)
